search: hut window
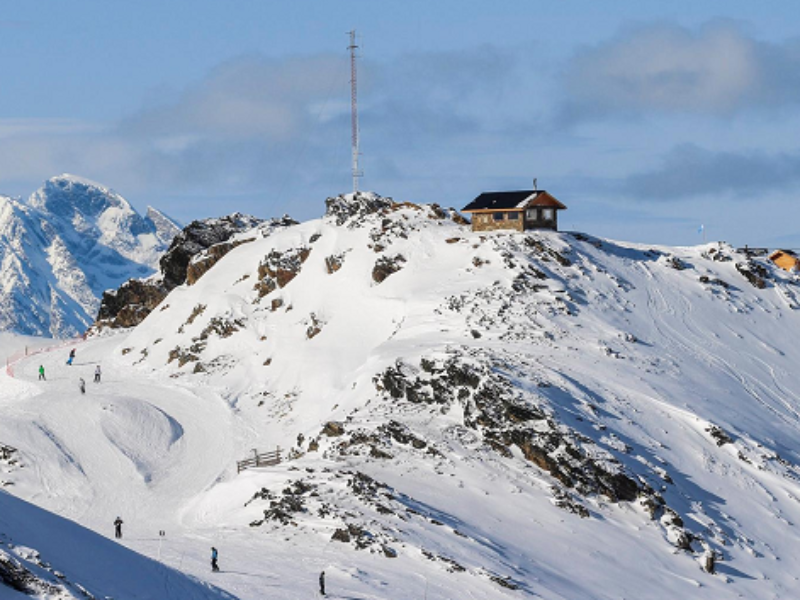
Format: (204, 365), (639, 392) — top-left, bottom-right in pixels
(507, 211), (520, 220)
(526, 209), (536, 220)
(493, 212), (504, 221)
(542, 208), (554, 220)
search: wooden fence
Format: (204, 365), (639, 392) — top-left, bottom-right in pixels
(0, 443), (17, 461)
(237, 447), (282, 473)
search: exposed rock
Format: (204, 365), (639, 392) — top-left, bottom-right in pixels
(665, 256), (687, 270)
(377, 356), (645, 505)
(306, 313), (323, 339)
(372, 255), (406, 284)
(706, 424), (733, 446)
(254, 247), (311, 296)
(699, 275), (730, 288)
(0, 550), (65, 596)
(450, 210), (470, 226)
(94, 278), (168, 330)
(331, 528), (351, 543)
(489, 574), (520, 590)
(325, 254), (345, 274)
(325, 192), (394, 227)
(167, 346), (199, 367)
(322, 422), (345, 437)
(161, 213), (265, 289)
(197, 315), (245, 340)
(186, 238), (254, 285)
(524, 236), (572, 266)
(735, 261), (768, 289)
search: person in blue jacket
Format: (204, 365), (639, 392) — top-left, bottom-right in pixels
(211, 547), (219, 572)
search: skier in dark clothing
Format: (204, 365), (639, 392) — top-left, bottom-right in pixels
(319, 571), (326, 596)
(94, 365), (101, 383)
(79, 378), (86, 394)
(38, 365), (45, 381)
(211, 547), (219, 572)
(114, 517), (123, 539)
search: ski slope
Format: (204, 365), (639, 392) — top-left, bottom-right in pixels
(4, 197), (800, 598)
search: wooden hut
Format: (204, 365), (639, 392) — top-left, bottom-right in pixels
(769, 250), (800, 272)
(461, 189), (566, 233)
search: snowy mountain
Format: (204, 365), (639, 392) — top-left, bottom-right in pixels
(0, 175), (179, 337)
(3, 192), (800, 598)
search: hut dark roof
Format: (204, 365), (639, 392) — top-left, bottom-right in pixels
(461, 190), (566, 212)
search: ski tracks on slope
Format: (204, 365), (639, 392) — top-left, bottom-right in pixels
(644, 269), (800, 428)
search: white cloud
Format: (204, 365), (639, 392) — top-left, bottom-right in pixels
(561, 22), (800, 120)
(118, 54), (347, 143)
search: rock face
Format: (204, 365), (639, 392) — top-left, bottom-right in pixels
(95, 278), (170, 329)
(186, 239), (252, 285)
(0, 175), (179, 337)
(91, 214), (298, 331)
(324, 191), (394, 227)
(161, 214), (267, 289)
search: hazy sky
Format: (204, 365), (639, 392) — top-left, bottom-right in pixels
(2, 1), (800, 246)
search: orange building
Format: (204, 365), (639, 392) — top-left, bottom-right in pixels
(769, 250), (800, 272)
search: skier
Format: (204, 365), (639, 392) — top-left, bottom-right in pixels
(79, 378), (86, 394)
(94, 365), (101, 383)
(114, 516), (123, 539)
(319, 570), (326, 596)
(211, 547), (219, 572)
(68, 348), (76, 365)
(38, 365), (46, 381)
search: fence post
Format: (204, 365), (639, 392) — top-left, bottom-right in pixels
(253, 448), (259, 468)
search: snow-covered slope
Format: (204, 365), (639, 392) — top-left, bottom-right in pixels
(0, 175), (179, 337)
(4, 192), (800, 598)
(0, 492), (234, 599)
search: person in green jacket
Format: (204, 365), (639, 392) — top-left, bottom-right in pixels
(38, 365), (45, 381)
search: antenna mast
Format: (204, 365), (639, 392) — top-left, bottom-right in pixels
(348, 30), (362, 194)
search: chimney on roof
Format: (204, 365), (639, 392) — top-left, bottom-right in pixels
(533, 178), (537, 191)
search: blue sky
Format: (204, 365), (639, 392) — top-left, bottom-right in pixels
(2, 1), (800, 246)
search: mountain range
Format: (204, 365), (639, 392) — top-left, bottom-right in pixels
(0, 174), (180, 337)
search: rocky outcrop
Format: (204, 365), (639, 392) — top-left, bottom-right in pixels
(372, 255), (406, 283)
(376, 356), (645, 506)
(91, 214), (298, 331)
(161, 213), (266, 289)
(254, 247), (311, 298)
(325, 191), (394, 227)
(186, 238), (254, 285)
(0, 550), (64, 597)
(735, 260), (768, 289)
(94, 278), (169, 329)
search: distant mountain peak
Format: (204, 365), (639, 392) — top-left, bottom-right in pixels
(0, 175), (181, 337)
